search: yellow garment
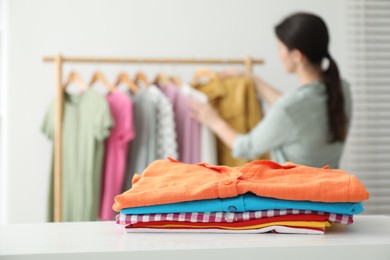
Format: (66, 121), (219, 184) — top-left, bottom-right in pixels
(137, 221), (331, 230)
(194, 76), (268, 166)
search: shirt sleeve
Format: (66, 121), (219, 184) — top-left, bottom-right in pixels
(94, 98), (114, 141)
(41, 100), (55, 140)
(232, 103), (296, 160)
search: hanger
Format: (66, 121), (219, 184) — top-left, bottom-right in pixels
(191, 67), (218, 86)
(88, 70), (115, 93)
(153, 72), (172, 87)
(134, 71), (150, 88)
(63, 71), (87, 91)
(170, 75), (183, 87)
(114, 71), (138, 93)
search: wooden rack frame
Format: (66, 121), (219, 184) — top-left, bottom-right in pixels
(42, 54), (264, 222)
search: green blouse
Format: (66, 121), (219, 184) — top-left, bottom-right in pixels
(233, 80), (352, 169)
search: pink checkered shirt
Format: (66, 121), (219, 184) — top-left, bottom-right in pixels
(116, 209), (353, 225)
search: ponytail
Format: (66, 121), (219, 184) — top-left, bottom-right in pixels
(323, 53), (347, 143)
(275, 13), (348, 143)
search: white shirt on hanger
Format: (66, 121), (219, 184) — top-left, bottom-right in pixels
(180, 84), (218, 165)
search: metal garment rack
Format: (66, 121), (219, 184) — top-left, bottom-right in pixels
(42, 54), (264, 222)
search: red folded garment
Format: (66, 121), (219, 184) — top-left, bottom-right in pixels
(128, 214), (328, 229)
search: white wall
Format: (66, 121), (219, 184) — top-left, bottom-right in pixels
(0, 0), (8, 225)
(2, 0), (346, 223)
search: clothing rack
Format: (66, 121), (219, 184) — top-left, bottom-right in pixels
(42, 54), (264, 222)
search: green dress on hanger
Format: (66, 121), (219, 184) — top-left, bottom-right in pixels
(42, 89), (113, 221)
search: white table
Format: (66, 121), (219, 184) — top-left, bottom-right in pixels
(1, 215), (390, 260)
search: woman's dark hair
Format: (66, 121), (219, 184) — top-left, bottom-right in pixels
(275, 12), (347, 143)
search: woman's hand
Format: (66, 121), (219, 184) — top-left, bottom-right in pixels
(190, 100), (222, 128)
(190, 99), (239, 149)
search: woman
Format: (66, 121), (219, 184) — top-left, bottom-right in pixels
(191, 12), (352, 169)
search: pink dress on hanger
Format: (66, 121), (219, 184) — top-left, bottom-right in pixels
(100, 90), (135, 221)
(159, 84), (200, 164)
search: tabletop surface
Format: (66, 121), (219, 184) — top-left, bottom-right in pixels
(1, 215), (390, 259)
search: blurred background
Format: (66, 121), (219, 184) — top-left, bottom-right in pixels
(0, 0), (389, 223)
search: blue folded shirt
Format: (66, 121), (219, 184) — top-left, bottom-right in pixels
(120, 193), (364, 215)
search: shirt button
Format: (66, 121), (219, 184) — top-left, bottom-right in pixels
(224, 179), (233, 185)
(228, 206), (237, 212)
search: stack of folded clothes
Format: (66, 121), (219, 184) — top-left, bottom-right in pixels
(113, 158), (369, 234)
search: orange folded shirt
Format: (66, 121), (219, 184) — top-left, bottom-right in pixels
(113, 158), (369, 211)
